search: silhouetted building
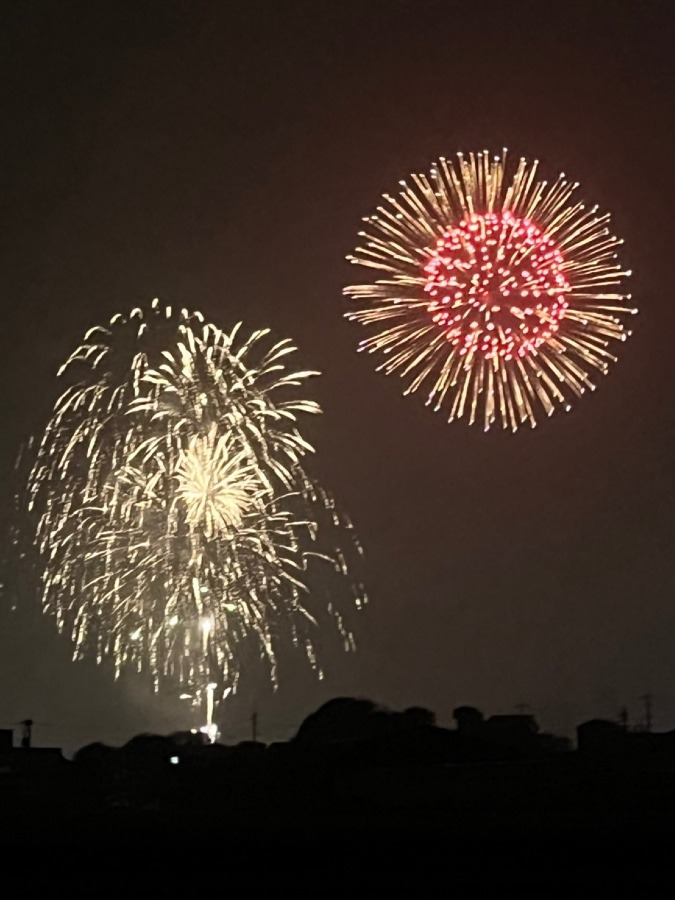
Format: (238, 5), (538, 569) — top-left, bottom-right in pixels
(577, 719), (625, 755)
(482, 714), (541, 756)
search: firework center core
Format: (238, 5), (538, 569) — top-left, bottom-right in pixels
(423, 212), (570, 361)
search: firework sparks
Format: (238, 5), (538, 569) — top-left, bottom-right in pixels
(345, 150), (636, 431)
(22, 301), (365, 710)
(173, 429), (263, 538)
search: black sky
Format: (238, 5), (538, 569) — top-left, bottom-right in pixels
(1, 0), (674, 753)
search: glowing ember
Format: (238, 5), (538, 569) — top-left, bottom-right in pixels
(424, 212), (569, 361)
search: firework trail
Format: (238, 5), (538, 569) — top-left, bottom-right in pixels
(345, 150), (636, 431)
(21, 301), (365, 710)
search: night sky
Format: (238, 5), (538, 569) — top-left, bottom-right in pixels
(1, 1), (674, 755)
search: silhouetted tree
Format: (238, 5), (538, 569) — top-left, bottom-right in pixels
(453, 706), (485, 735)
(73, 741), (116, 769)
(295, 697), (400, 743)
(402, 706), (436, 728)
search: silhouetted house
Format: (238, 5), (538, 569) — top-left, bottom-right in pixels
(577, 719), (625, 756)
(452, 708), (570, 761)
(0, 727), (65, 773)
(0, 730), (12, 753)
(577, 719), (675, 768)
(6, 747), (66, 772)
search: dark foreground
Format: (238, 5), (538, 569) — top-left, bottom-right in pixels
(2, 738), (675, 890)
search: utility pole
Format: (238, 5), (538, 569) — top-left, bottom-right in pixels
(20, 719), (33, 749)
(640, 694), (653, 733)
(618, 706), (629, 731)
(251, 711), (258, 743)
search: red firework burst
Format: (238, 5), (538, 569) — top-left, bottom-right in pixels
(345, 151), (636, 431)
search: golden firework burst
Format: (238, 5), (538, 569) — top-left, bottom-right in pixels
(21, 302), (365, 706)
(174, 429), (262, 538)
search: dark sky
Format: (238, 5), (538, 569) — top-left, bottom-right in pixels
(1, 0), (674, 754)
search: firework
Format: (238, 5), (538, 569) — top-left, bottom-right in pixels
(345, 150), (636, 430)
(22, 301), (365, 710)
